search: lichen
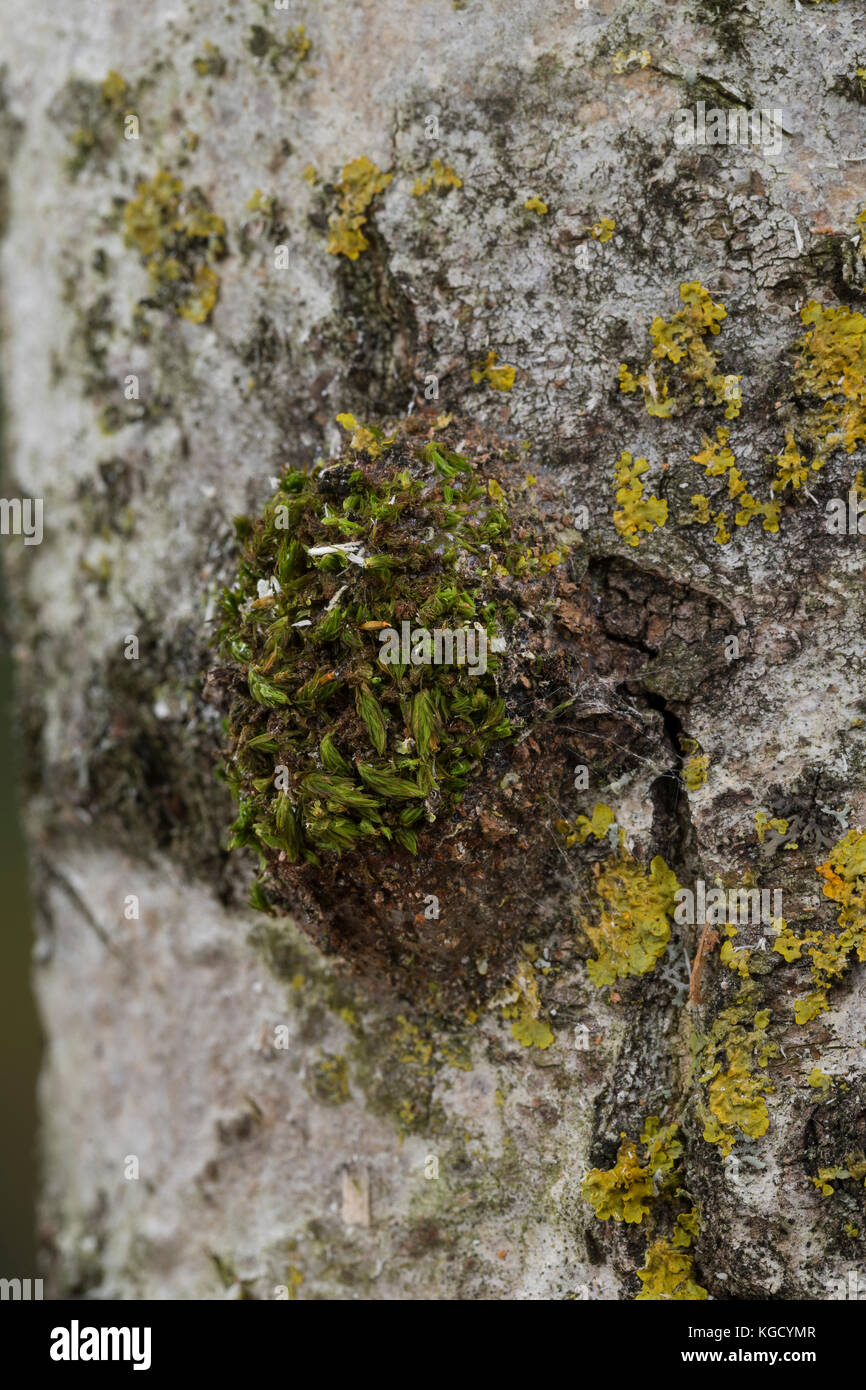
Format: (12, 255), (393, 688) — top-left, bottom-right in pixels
(412, 158), (463, 195)
(122, 170), (226, 323)
(611, 49), (652, 73)
(470, 350), (516, 391)
(495, 961), (554, 1049)
(811, 1153), (866, 1197)
(755, 811), (789, 844)
(612, 451), (667, 546)
(192, 41), (227, 78)
(578, 834), (679, 986)
(523, 195), (548, 215)
(554, 801), (615, 847)
(694, 989), (776, 1155)
(636, 1211), (708, 1301)
(581, 1118), (683, 1223)
(682, 754), (709, 790)
(326, 157), (392, 259)
(246, 23), (311, 77)
(771, 829), (866, 1023)
(619, 282), (742, 420)
(589, 216), (615, 242)
(65, 70), (132, 176)
(789, 301), (866, 466)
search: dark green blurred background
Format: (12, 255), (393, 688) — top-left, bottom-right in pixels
(0, 523), (40, 1274)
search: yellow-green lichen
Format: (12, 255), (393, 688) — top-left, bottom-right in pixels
(412, 158), (462, 195)
(812, 1153), (866, 1197)
(772, 829), (866, 1023)
(470, 350), (516, 392)
(554, 802), (615, 847)
(579, 837), (679, 986)
(695, 989), (776, 1155)
(192, 41), (227, 77)
(589, 216), (615, 242)
(612, 49), (652, 73)
(613, 451), (668, 546)
(326, 157), (393, 259)
(582, 1118), (682, 1223)
(524, 195), (548, 215)
(636, 1211), (708, 1301)
(619, 282), (742, 420)
(123, 170), (226, 323)
(246, 23), (311, 76)
(495, 961), (554, 1050)
(755, 811), (790, 844)
(682, 755), (709, 790)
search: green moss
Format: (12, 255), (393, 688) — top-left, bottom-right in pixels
(217, 415), (567, 889)
(123, 170), (227, 323)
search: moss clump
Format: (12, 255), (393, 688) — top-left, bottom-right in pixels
(577, 833), (679, 986)
(123, 171), (227, 323)
(326, 157), (392, 259)
(618, 281), (742, 420)
(582, 1118), (683, 1223)
(216, 415), (567, 884)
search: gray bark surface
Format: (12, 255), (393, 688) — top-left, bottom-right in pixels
(2, 0), (866, 1299)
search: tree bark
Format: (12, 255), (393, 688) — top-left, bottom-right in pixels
(3, 0), (866, 1300)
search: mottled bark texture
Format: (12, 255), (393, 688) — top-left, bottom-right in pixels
(2, 0), (866, 1299)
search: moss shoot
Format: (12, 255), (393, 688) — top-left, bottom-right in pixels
(213, 413), (579, 999)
